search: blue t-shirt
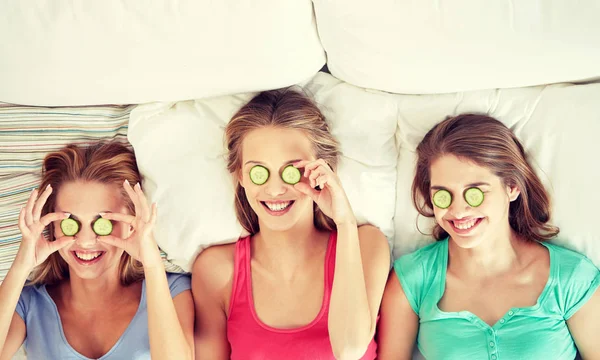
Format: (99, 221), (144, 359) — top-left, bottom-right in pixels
(16, 272), (191, 360)
(394, 238), (600, 360)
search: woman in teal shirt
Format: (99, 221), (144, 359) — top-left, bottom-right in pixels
(378, 114), (599, 359)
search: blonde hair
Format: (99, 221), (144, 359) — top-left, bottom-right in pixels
(225, 88), (340, 234)
(29, 141), (145, 286)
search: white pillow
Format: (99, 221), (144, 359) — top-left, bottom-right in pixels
(128, 95), (253, 271)
(393, 83), (600, 267)
(0, 0), (325, 106)
(313, 0), (600, 94)
(129, 72), (399, 271)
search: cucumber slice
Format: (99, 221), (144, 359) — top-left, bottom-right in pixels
(93, 218), (113, 236)
(60, 218), (80, 236)
(432, 189), (452, 209)
(281, 165), (301, 185)
(249, 165), (269, 185)
(464, 187), (484, 207)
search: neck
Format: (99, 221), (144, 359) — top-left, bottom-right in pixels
(253, 214), (329, 279)
(62, 265), (128, 310)
(448, 226), (527, 278)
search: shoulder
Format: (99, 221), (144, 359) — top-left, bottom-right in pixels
(393, 239), (445, 277)
(17, 283), (49, 320)
(165, 272), (192, 297)
(544, 241), (599, 283)
(356, 225), (391, 262)
(191, 241), (237, 298)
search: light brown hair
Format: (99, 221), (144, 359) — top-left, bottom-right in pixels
(225, 88), (339, 235)
(412, 114), (559, 241)
(29, 141), (145, 286)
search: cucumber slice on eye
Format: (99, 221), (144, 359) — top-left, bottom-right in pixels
(281, 165), (301, 185)
(93, 218), (113, 236)
(432, 189), (452, 209)
(60, 218), (80, 236)
(249, 165), (269, 185)
(464, 187), (484, 207)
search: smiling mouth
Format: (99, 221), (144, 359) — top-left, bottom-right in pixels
(449, 218), (483, 233)
(261, 200), (294, 215)
(71, 251), (106, 265)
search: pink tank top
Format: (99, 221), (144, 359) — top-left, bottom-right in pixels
(227, 232), (377, 360)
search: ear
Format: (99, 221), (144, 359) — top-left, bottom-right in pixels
(237, 170), (245, 188)
(507, 184), (521, 202)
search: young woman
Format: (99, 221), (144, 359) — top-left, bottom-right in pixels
(377, 114), (599, 359)
(0, 142), (194, 360)
(192, 88), (390, 360)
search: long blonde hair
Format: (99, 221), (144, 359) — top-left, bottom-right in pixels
(225, 88), (340, 235)
(29, 141), (145, 286)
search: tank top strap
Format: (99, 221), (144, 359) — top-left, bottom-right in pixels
(228, 236), (251, 316)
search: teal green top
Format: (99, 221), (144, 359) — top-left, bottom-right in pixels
(394, 238), (600, 360)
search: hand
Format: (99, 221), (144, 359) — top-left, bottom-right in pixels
(17, 185), (74, 270)
(293, 159), (356, 226)
(97, 180), (162, 268)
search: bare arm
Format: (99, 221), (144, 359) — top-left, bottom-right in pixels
(1, 186), (72, 357)
(294, 159), (391, 359)
(328, 224), (391, 360)
(144, 266), (195, 360)
(192, 245), (234, 360)
(99, 182), (194, 359)
(0, 263), (29, 359)
(377, 270), (419, 360)
(567, 287), (600, 359)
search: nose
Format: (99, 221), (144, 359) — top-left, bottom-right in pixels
(447, 195), (471, 219)
(264, 176), (288, 197)
(74, 224), (98, 247)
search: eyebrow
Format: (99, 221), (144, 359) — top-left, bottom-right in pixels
(430, 182), (491, 191)
(244, 159), (303, 167)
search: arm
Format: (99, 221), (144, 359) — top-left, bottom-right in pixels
(294, 159), (390, 359)
(191, 245), (234, 360)
(144, 266), (195, 360)
(567, 287), (600, 359)
(0, 264), (29, 359)
(1, 186), (72, 357)
(377, 270), (419, 360)
(329, 224), (391, 360)
(98, 181), (193, 359)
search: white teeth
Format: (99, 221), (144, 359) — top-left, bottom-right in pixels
(265, 201), (291, 212)
(75, 251), (102, 261)
(453, 219), (478, 230)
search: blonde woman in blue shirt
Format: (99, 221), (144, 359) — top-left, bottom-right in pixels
(378, 114), (599, 359)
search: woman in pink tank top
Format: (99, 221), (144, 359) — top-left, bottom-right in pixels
(191, 88), (390, 360)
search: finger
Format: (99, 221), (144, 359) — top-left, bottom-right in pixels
(40, 212), (71, 227)
(48, 236), (76, 253)
(149, 203), (157, 226)
(123, 180), (142, 217)
(293, 160), (311, 168)
(18, 207), (29, 236)
(97, 235), (128, 250)
(24, 189), (38, 225)
(99, 212), (135, 225)
(294, 182), (320, 202)
(134, 183), (151, 221)
(33, 185), (52, 221)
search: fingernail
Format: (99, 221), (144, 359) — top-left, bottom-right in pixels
(46, 184), (51, 190)
(64, 212), (70, 217)
(124, 179), (130, 185)
(135, 182), (141, 189)
(98, 212), (105, 217)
